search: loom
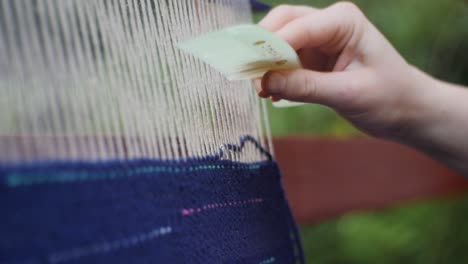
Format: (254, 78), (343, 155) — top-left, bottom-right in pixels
(0, 0), (304, 263)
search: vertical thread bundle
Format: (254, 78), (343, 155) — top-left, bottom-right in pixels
(0, 0), (272, 164)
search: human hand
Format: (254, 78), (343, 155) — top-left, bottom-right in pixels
(256, 2), (428, 139)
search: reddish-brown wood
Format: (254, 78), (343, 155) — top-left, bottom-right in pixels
(273, 137), (468, 225)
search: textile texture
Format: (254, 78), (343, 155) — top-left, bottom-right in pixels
(0, 157), (304, 263)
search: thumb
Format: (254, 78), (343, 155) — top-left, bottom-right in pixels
(261, 69), (361, 108)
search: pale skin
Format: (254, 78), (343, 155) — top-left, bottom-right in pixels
(256, 2), (468, 175)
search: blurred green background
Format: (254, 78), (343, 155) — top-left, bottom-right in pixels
(254, 0), (468, 263)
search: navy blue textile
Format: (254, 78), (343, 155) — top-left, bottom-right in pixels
(0, 152), (304, 263)
(250, 0), (272, 12)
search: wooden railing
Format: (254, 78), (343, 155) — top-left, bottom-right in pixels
(274, 137), (468, 224)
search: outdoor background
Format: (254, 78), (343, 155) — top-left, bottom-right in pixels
(254, 0), (468, 263)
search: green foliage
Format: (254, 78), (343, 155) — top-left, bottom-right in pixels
(301, 197), (468, 264)
(255, 0), (468, 263)
(266, 103), (360, 136)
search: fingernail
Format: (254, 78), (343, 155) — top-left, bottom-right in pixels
(271, 96), (281, 102)
(262, 72), (285, 94)
(253, 78), (262, 92)
(258, 90), (269, 98)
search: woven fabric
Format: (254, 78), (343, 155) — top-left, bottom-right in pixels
(0, 157), (304, 263)
(250, 1), (272, 12)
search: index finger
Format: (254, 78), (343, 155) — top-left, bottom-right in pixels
(259, 5), (318, 32)
(275, 3), (362, 52)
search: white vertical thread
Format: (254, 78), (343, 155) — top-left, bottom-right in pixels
(0, 0), (273, 164)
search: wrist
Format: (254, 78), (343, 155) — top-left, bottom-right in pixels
(392, 66), (468, 174)
(385, 65), (435, 143)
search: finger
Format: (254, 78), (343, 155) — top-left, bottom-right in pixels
(258, 5), (318, 32)
(260, 68), (365, 108)
(252, 78), (262, 93)
(275, 2), (364, 52)
(271, 96), (281, 102)
(297, 48), (328, 71)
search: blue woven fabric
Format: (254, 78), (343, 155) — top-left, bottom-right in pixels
(0, 146), (304, 263)
(250, 0), (272, 12)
